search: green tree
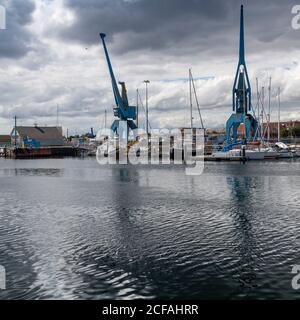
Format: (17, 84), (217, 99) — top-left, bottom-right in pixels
(281, 128), (290, 138)
(292, 126), (300, 137)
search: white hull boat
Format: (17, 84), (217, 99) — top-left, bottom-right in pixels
(259, 148), (279, 159)
(278, 150), (294, 159)
(294, 151), (300, 158)
(245, 150), (265, 160)
(211, 149), (245, 161)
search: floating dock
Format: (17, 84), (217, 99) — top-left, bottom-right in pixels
(4, 146), (80, 159)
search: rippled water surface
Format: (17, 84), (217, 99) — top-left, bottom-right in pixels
(0, 158), (300, 299)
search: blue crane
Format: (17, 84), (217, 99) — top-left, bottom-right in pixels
(100, 33), (137, 137)
(225, 5), (258, 146)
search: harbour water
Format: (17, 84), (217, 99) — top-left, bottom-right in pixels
(0, 158), (300, 299)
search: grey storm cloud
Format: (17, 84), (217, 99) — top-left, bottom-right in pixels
(0, 0), (36, 58)
(57, 0), (297, 56)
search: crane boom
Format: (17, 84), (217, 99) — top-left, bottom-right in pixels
(100, 33), (124, 112)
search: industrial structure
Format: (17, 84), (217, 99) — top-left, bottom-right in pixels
(225, 5), (258, 148)
(100, 33), (137, 140)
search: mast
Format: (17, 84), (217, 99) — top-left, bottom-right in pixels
(56, 104), (59, 127)
(14, 115), (17, 148)
(267, 77), (271, 143)
(278, 87), (281, 142)
(256, 78), (261, 139)
(136, 89), (139, 128)
(143, 80), (150, 137)
(243, 68), (246, 138)
(190, 69), (204, 129)
(189, 69), (193, 130)
(261, 86), (265, 141)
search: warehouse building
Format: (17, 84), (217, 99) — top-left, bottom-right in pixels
(11, 126), (65, 148)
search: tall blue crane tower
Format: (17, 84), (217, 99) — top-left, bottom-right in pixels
(100, 33), (137, 137)
(225, 5), (258, 144)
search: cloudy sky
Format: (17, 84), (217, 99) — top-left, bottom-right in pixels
(0, 0), (300, 135)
